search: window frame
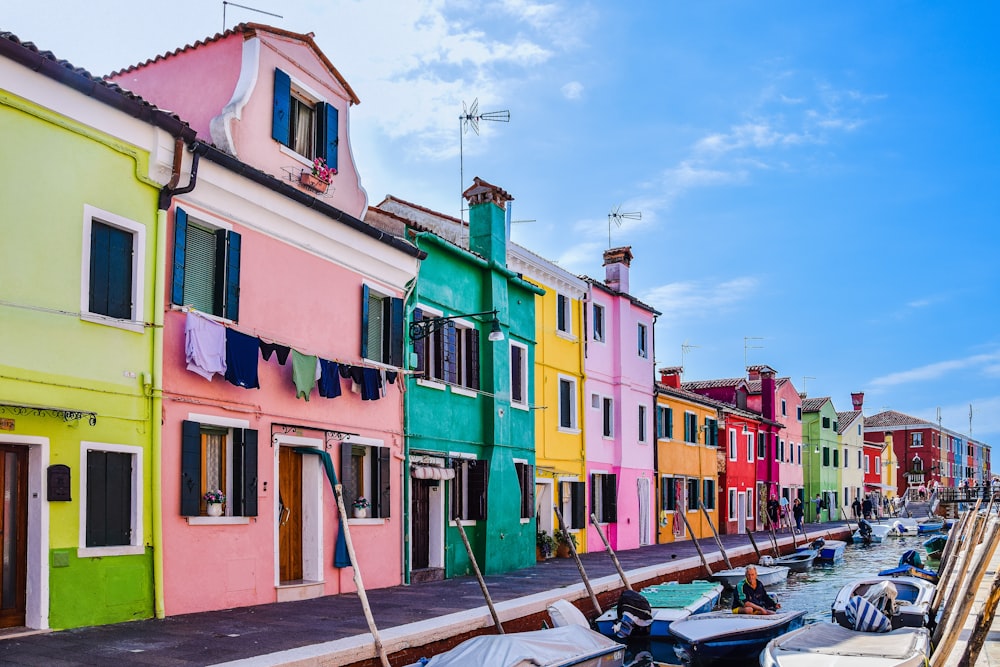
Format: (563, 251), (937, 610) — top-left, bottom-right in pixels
(341, 437), (391, 520)
(181, 414), (257, 522)
(556, 293), (572, 335)
(510, 341), (529, 409)
(557, 375), (579, 432)
(78, 441), (144, 557)
(514, 460), (535, 521)
(592, 303), (605, 342)
(451, 456), (488, 523)
(171, 207), (240, 322)
(602, 396), (614, 438)
(80, 205), (146, 333)
(637, 322), (648, 358)
(746, 487), (754, 520)
(362, 284), (405, 367)
(686, 477), (699, 511)
(728, 488), (737, 520)
(272, 68), (339, 169)
(638, 405), (648, 443)
(746, 432), (754, 462)
(702, 478), (716, 510)
(728, 429), (737, 461)
(591, 472), (618, 524)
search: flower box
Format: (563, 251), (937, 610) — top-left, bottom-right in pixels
(299, 170), (330, 194)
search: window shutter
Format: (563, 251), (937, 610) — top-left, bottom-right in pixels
(171, 208), (188, 306)
(109, 224), (133, 319)
(237, 428), (258, 517)
(388, 297), (404, 367)
(604, 474), (618, 523)
(467, 328), (480, 390)
(443, 325), (458, 384)
(560, 381), (571, 428)
(367, 292), (383, 362)
(107, 451), (132, 546)
(340, 443), (358, 508)
(377, 447), (391, 518)
(590, 474), (597, 520)
(224, 231), (241, 322)
(520, 464), (535, 518)
(272, 68), (291, 145)
(432, 327), (444, 380)
(570, 481), (586, 529)
(85, 450), (107, 547)
(180, 420), (201, 516)
(360, 285), (370, 359)
(413, 308), (426, 373)
(655, 407), (662, 439)
(322, 102), (339, 170)
(468, 460), (488, 521)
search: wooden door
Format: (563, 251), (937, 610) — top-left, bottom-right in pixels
(278, 448), (303, 583)
(412, 479), (431, 570)
(0, 446), (27, 627)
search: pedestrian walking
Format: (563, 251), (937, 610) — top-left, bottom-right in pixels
(792, 497), (804, 532)
(851, 497), (862, 519)
(813, 494), (823, 522)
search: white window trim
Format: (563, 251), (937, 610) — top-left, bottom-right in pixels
(556, 294), (572, 336)
(184, 413), (254, 523)
(702, 477), (717, 511)
(601, 396), (614, 439)
(79, 205), (146, 333)
(78, 441), (144, 557)
(448, 453), (481, 527)
(728, 488), (737, 520)
(592, 304), (606, 343)
(728, 429), (737, 461)
(638, 404), (648, 444)
(746, 488), (754, 520)
(510, 341), (529, 410)
(557, 374), (580, 434)
(637, 322), (648, 358)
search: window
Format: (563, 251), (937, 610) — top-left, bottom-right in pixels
(559, 377), (578, 430)
(746, 488), (754, 520)
(656, 406), (673, 439)
(858, 451), (863, 470)
(593, 304), (605, 342)
(342, 442), (391, 519)
(82, 206), (146, 329)
(591, 472), (618, 523)
(556, 294), (570, 333)
(591, 393), (600, 409)
(637, 323), (648, 358)
(797, 444), (802, 465)
(602, 397), (614, 437)
(172, 208), (241, 321)
(181, 419), (258, 518)
(797, 406), (802, 421)
(684, 412), (698, 443)
(746, 432), (754, 462)
(272, 68), (338, 168)
(702, 479), (716, 510)
(865, 455), (870, 473)
(510, 343), (528, 407)
(638, 405), (647, 443)
(515, 461), (535, 519)
(833, 449), (840, 468)
(704, 417), (718, 446)
(822, 416), (831, 429)
(757, 432), (766, 459)
(781, 399), (787, 417)
(858, 424), (862, 436)
(686, 478), (699, 511)
(875, 456), (881, 470)
(728, 488), (737, 520)
(559, 480), (587, 529)
(823, 447), (830, 467)
(452, 458), (487, 521)
(661, 476), (677, 511)
(779, 439), (785, 462)
(843, 448), (848, 468)
(81, 443), (143, 555)
(833, 421), (839, 431)
(729, 429), (737, 460)
(912, 433), (924, 447)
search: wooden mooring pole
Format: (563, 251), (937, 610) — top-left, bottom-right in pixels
(678, 509), (715, 576)
(745, 528), (762, 560)
(590, 513), (632, 590)
(699, 501), (732, 570)
(554, 505), (601, 616)
(453, 516), (504, 634)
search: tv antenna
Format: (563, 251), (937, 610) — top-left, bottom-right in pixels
(681, 340), (699, 370)
(801, 376), (816, 395)
(607, 205), (641, 247)
(222, 1), (282, 30)
(743, 336), (764, 368)
(459, 98), (510, 221)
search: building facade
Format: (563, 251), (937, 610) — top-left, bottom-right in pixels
(801, 397), (842, 520)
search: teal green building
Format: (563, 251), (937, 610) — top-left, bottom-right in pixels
(801, 396), (843, 521)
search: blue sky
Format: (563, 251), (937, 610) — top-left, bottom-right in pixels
(6, 2), (999, 464)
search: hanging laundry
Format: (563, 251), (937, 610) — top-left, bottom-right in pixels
(361, 367), (382, 401)
(318, 359), (342, 398)
(224, 329), (260, 389)
(291, 350), (320, 400)
(348, 365), (364, 394)
(259, 340), (291, 365)
(386, 371), (398, 385)
(339, 364), (353, 378)
(184, 311), (227, 380)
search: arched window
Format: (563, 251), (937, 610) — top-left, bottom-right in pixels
(911, 455), (923, 473)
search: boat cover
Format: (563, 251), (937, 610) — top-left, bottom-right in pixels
(669, 610), (806, 643)
(640, 581), (721, 608)
(768, 623), (929, 659)
(417, 625), (622, 667)
(845, 595), (892, 632)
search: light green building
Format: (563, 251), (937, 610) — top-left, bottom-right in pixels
(801, 396), (843, 522)
(0, 35), (194, 628)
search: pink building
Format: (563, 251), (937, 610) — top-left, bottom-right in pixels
(582, 248), (659, 551)
(108, 24), (422, 615)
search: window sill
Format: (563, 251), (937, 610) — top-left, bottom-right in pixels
(187, 516), (251, 526)
(511, 401), (529, 412)
(416, 379), (446, 391)
(279, 143), (312, 168)
(78, 545), (145, 558)
(348, 518), (385, 526)
(451, 386), (478, 399)
(555, 330), (578, 342)
(520, 517), (532, 524)
(80, 312), (145, 334)
(449, 519), (477, 527)
(558, 427), (581, 435)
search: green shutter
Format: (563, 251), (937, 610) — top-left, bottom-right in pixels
(272, 68), (291, 145)
(171, 208), (188, 306)
(377, 447), (391, 518)
(224, 231), (241, 322)
(180, 421), (202, 516)
(184, 223), (217, 314)
(360, 285), (370, 359)
(667, 408), (674, 439)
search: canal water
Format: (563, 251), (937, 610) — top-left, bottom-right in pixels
(647, 529), (937, 664)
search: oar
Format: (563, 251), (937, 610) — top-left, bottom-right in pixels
(590, 513), (632, 590)
(699, 500), (731, 569)
(678, 509), (714, 577)
(554, 505), (601, 616)
(454, 515), (504, 634)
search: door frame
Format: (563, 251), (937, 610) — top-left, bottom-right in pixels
(737, 491), (746, 534)
(409, 455), (446, 573)
(536, 478), (554, 535)
(273, 435), (324, 587)
(0, 434), (48, 629)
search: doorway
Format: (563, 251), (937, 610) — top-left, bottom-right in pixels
(0, 445), (27, 627)
(410, 473), (445, 583)
(278, 447), (303, 583)
(637, 477), (651, 545)
(737, 491), (747, 534)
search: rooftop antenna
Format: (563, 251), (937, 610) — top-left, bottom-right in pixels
(607, 205), (641, 248)
(222, 1), (282, 30)
(459, 98), (510, 221)
(680, 340), (699, 371)
(970, 403), (974, 435)
(743, 336), (764, 368)
(801, 376), (816, 395)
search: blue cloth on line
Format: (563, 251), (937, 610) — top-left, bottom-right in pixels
(361, 367), (381, 400)
(224, 329), (260, 389)
(318, 359), (342, 398)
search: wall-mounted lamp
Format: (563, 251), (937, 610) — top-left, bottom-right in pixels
(410, 310), (504, 343)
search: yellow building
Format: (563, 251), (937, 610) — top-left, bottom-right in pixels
(509, 244), (588, 551)
(883, 433), (898, 499)
(654, 369), (722, 544)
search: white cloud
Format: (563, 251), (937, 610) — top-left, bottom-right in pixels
(561, 81), (584, 100)
(868, 351), (1000, 389)
(641, 277), (760, 319)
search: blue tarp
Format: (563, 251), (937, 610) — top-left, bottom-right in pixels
(293, 447), (351, 568)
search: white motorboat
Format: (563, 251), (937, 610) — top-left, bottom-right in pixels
(773, 550), (816, 573)
(852, 523), (894, 543)
(831, 576), (936, 629)
(888, 518), (919, 536)
(595, 580), (723, 639)
(709, 564), (789, 589)
(670, 609), (806, 666)
(760, 622), (930, 667)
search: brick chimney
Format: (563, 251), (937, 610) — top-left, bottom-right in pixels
(851, 392), (864, 411)
(603, 246), (633, 293)
(659, 367), (683, 388)
(757, 365), (776, 421)
(464, 177), (512, 266)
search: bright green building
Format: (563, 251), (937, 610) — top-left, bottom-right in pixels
(801, 396), (843, 522)
(0, 35), (194, 628)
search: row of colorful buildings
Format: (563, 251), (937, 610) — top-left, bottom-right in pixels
(0, 24), (990, 631)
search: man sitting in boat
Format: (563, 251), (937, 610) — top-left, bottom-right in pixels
(732, 565), (779, 615)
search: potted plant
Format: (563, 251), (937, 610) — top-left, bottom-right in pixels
(554, 529), (577, 557)
(536, 530), (556, 561)
(299, 157), (336, 193)
(204, 489), (225, 517)
(352, 496), (370, 519)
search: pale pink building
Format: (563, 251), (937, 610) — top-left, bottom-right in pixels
(582, 248), (659, 551)
(108, 24), (422, 615)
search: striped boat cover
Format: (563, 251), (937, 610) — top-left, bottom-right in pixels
(845, 595), (893, 632)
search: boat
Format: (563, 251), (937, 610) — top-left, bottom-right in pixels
(878, 550), (938, 583)
(888, 518), (919, 536)
(923, 534), (947, 560)
(708, 564), (789, 589)
(831, 576), (936, 629)
(595, 580), (723, 640)
(852, 523), (894, 543)
(760, 622), (930, 667)
(916, 517), (944, 534)
(405, 624), (628, 666)
(772, 549), (816, 573)
(669, 609), (807, 666)
(797, 538), (846, 562)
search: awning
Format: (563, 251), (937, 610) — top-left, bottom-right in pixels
(865, 482), (892, 489)
(411, 465), (455, 480)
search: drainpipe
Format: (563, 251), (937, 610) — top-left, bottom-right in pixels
(151, 141), (200, 618)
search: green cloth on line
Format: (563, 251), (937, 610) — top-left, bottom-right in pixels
(291, 350), (318, 400)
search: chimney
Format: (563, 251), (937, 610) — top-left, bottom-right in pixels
(464, 177), (512, 266)
(758, 366), (776, 421)
(603, 246), (633, 293)
(851, 392), (865, 411)
(659, 367), (683, 389)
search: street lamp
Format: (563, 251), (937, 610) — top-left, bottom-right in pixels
(409, 310), (504, 343)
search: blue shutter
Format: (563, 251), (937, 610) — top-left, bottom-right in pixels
(224, 231), (241, 321)
(171, 208), (188, 306)
(360, 285), (370, 359)
(412, 308), (425, 373)
(272, 69), (291, 145)
(388, 297), (404, 367)
(180, 420), (201, 516)
(323, 102), (339, 170)
(443, 324), (458, 384)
